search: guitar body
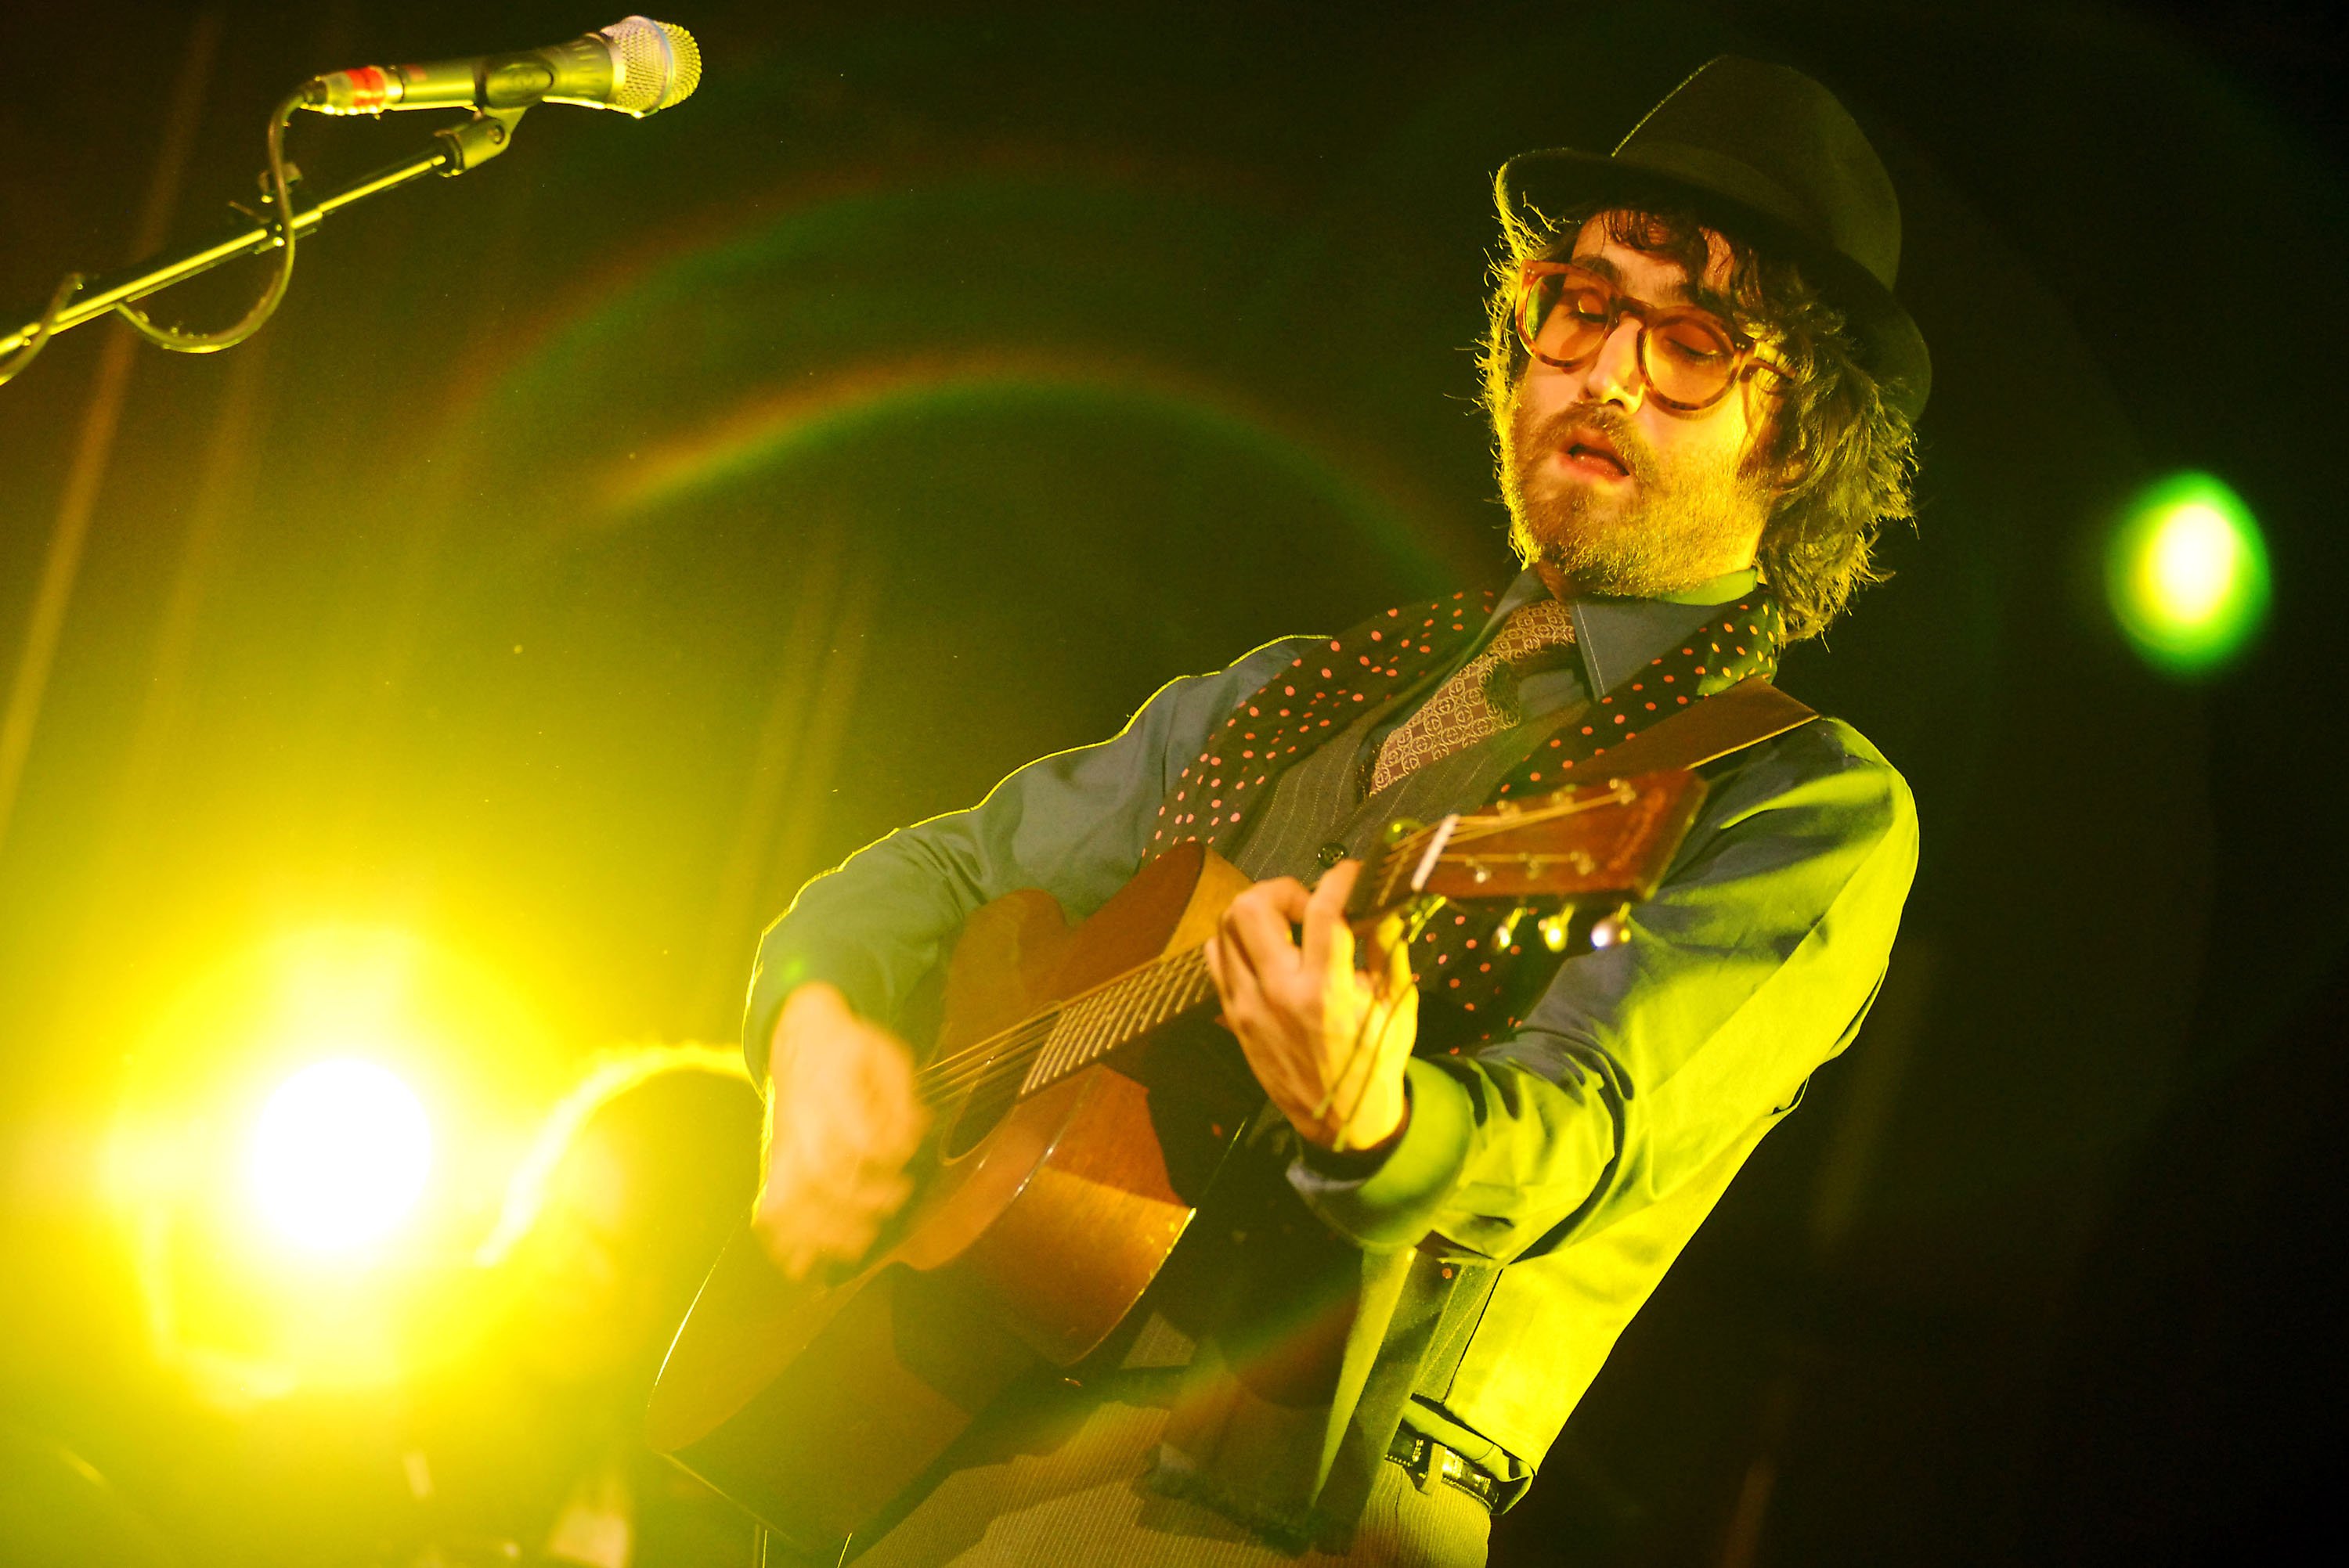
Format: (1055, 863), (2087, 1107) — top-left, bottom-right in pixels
(647, 842), (1261, 1556)
(647, 767), (1711, 1555)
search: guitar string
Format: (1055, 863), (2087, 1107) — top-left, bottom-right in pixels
(913, 945), (1216, 1108)
(916, 1015), (1056, 1108)
(916, 1006), (1067, 1105)
(1383, 782), (1635, 861)
(911, 788), (1645, 1108)
(915, 976), (1195, 1109)
(911, 826), (1593, 1108)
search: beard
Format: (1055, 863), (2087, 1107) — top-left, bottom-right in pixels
(1500, 395), (1772, 598)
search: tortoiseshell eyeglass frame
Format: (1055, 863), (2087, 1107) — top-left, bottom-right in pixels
(1512, 260), (1784, 413)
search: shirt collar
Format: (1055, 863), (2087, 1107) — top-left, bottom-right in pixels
(1486, 565), (1761, 697)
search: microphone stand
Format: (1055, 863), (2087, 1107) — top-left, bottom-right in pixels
(0, 106), (527, 362)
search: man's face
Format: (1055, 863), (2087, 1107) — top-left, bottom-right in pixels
(1499, 214), (1781, 598)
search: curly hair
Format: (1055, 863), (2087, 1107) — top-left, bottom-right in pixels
(1479, 201), (1918, 642)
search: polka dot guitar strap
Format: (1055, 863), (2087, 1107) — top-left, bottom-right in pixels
(1154, 589), (1801, 1040)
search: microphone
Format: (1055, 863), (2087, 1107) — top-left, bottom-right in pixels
(301, 16), (701, 118)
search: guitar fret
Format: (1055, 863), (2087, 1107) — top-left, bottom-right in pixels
(1099, 975), (1141, 1064)
(1138, 958), (1175, 1030)
(1088, 991), (1117, 1064)
(1151, 957), (1181, 1022)
(1174, 950), (1211, 1013)
(1013, 941), (1243, 1097)
(1162, 960), (1188, 1024)
(1070, 991), (1109, 1065)
(1026, 1005), (1076, 1092)
(1055, 1004), (1086, 1077)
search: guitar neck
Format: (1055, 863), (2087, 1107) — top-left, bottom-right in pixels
(919, 771), (1704, 1112)
(1014, 944), (1219, 1094)
(929, 889), (1423, 1108)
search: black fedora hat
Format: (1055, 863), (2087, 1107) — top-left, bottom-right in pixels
(1499, 56), (1931, 417)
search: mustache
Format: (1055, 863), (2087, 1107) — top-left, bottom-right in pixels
(1517, 402), (1654, 481)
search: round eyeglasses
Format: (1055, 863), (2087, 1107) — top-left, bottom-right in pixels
(1512, 261), (1778, 413)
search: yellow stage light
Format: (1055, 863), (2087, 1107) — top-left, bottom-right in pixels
(249, 1058), (433, 1253)
(2108, 471), (2269, 675)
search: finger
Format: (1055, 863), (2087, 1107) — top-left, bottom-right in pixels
(1202, 943), (1247, 1037)
(772, 1238), (815, 1281)
(1225, 876), (1311, 943)
(771, 1214), (863, 1281)
(823, 1169), (913, 1231)
(1323, 936), (1403, 1112)
(853, 1034), (928, 1130)
(774, 1162), (907, 1243)
(1206, 924), (1265, 1002)
(1372, 911), (1413, 998)
(1232, 1012), (1318, 1123)
(1353, 979), (1420, 1146)
(1220, 892), (1305, 989)
(1316, 971), (1384, 1125)
(853, 1027), (917, 1094)
(1300, 860), (1362, 990)
(1315, 1033), (1375, 1131)
(1214, 945), (1316, 1105)
(877, 1111), (930, 1166)
(1326, 1013), (1398, 1148)
(752, 1207), (823, 1281)
(1210, 929), (1275, 1026)
(857, 1061), (929, 1142)
(1242, 875), (1315, 924)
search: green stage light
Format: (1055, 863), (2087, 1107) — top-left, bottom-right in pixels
(2108, 471), (2269, 675)
(249, 1058), (432, 1253)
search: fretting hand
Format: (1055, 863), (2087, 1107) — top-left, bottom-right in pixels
(751, 982), (930, 1280)
(1203, 860), (1419, 1152)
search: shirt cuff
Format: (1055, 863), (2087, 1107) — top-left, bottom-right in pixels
(1286, 1057), (1477, 1249)
(1298, 1090), (1414, 1181)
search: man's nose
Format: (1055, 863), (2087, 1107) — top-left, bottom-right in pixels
(1582, 318), (1646, 408)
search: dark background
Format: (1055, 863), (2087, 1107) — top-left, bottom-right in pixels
(2, 2), (2346, 1563)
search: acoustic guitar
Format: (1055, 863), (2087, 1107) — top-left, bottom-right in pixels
(646, 767), (1708, 1556)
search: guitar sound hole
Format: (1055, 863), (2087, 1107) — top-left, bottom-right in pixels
(940, 1069), (1021, 1160)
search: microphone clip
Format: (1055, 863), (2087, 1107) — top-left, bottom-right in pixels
(432, 106), (530, 175)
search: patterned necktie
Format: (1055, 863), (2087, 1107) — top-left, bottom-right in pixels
(1369, 597), (1576, 794)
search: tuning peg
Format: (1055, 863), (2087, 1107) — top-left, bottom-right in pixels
(1589, 903), (1634, 949)
(1537, 906), (1576, 952)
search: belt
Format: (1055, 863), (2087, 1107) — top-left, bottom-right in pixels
(1384, 1429), (1503, 1512)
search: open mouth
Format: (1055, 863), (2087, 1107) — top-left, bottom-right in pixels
(1559, 434), (1630, 481)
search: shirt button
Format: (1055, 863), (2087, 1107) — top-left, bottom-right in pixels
(1316, 842), (1349, 870)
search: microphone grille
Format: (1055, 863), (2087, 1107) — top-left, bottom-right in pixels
(601, 16), (702, 115)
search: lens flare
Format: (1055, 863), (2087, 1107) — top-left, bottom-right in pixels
(2107, 471), (2269, 675)
(249, 1059), (432, 1253)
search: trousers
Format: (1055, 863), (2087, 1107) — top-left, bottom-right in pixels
(835, 1382), (1491, 1568)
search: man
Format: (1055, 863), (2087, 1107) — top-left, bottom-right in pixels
(741, 56), (1923, 1566)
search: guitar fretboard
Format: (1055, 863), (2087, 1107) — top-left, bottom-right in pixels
(1017, 944), (1218, 1094)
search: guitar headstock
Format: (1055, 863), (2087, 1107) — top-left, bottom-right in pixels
(1351, 769), (1709, 921)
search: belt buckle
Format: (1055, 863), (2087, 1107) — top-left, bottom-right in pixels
(1394, 1434), (1494, 1510)
(1395, 1434), (1438, 1491)
(1428, 1444), (1479, 1501)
